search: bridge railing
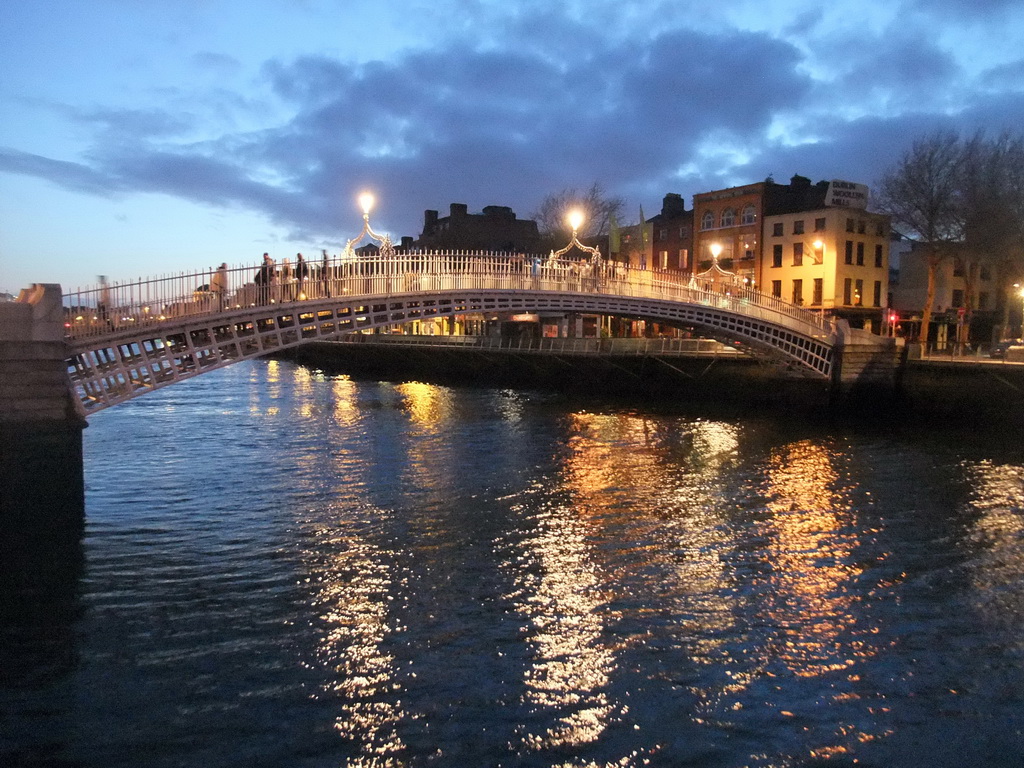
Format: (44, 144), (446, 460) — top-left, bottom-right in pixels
(61, 251), (832, 341)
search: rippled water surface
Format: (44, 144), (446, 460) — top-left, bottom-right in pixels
(4, 358), (1024, 767)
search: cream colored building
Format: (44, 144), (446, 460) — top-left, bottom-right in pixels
(762, 207), (890, 330)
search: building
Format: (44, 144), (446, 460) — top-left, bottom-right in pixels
(692, 175), (891, 330)
(891, 241), (1002, 346)
(692, 182), (765, 286)
(646, 193), (693, 272)
(414, 203), (542, 253)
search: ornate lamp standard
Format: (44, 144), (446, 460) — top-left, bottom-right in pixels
(344, 192), (395, 260)
(552, 209), (602, 260)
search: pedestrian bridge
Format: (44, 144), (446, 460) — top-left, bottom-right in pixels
(55, 252), (847, 414)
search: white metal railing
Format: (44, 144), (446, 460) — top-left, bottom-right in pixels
(61, 251), (834, 343)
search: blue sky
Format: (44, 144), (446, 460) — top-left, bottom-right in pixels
(3, 0), (1024, 293)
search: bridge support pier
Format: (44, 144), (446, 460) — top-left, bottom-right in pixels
(830, 321), (902, 404)
(0, 285), (85, 549)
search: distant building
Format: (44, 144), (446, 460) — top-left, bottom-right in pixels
(891, 241), (1001, 346)
(414, 203), (541, 253)
(646, 193), (693, 272)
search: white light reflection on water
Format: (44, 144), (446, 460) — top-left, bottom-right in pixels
(296, 368), (410, 763)
(963, 460), (1024, 634)
(508, 412), (620, 752)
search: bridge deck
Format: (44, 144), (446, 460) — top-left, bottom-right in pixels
(58, 252), (841, 413)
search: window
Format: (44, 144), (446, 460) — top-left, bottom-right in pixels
(792, 242), (803, 266)
(953, 260), (965, 277)
(980, 265), (992, 281)
(721, 208), (736, 227)
(952, 289), (964, 307)
(875, 244), (883, 268)
(659, 250), (668, 269)
(701, 211), (714, 230)
(855, 279), (864, 305)
(772, 280), (782, 298)
(979, 291), (990, 310)
(845, 241), (853, 264)
(873, 281), (882, 307)
(678, 226), (689, 238)
(679, 249), (689, 269)
(856, 242), (864, 266)
(658, 228), (668, 241)
(875, 222), (885, 237)
(857, 220), (866, 234)
(772, 244), (783, 267)
(792, 279), (803, 305)
(843, 278), (852, 305)
(772, 222), (784, 236)
(846, 218), (855, 233)
(793, 220), (805, 235)
(741, 205), (757, 225)
(814, 217), (826, 232)
(813, 278), (823, 306)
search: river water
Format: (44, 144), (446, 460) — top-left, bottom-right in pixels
(4, 357), (1024, 767)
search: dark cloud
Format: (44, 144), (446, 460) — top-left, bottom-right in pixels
(1, 5), (1020, 246)
(0, 148), (115, 195)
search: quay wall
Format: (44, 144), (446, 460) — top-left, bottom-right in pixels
(280, 340), (1024, 425)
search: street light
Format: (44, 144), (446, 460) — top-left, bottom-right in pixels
(710, 242), (722, 261)
(552, 209), (601, 259)
(344, 190), (394, 259)
(813, 239), (824, 264)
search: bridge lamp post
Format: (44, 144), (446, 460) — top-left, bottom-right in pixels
(552, 209), (601, 260)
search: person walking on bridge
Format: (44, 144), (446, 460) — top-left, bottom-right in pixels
(295, 253), (309, 300)
(255, 253), (274, 305)
(211, 262), (229, 311)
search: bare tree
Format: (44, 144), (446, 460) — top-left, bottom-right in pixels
(532, 182), (625, 246)
(875, 130), (965, 343)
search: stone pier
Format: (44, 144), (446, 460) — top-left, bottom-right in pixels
(0, 284), (86, 548)
(830, 320), (902, 403)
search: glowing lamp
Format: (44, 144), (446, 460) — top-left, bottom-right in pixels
(358, 192), (375, 215)
(567, 210), (584, 233)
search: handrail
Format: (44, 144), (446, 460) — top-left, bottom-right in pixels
(61, 251), (834, 343)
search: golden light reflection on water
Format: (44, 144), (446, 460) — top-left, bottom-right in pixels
(332, 375), (359, 425)
(761, 439), (865, 678)
(396, 381), (451, 427)
(753, 439), (882, 760)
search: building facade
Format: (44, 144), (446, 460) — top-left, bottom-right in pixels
(762, 206), (890, 329)
(647, 193), (693, 272)
(692, 182), (765, 286)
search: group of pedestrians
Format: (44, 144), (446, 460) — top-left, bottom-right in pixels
(253, 252), (312, 304)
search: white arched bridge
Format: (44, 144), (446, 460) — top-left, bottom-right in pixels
(52, 250), (871, 415)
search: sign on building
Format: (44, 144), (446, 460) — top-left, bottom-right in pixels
(825, 180), (869, 209)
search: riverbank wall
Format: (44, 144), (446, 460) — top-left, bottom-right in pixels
(279, 340), (1024, 426)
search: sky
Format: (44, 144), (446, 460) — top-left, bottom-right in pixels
(3, 0), (1024, 294)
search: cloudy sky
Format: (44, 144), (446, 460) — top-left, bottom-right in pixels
(3, 0), (1023, 293)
